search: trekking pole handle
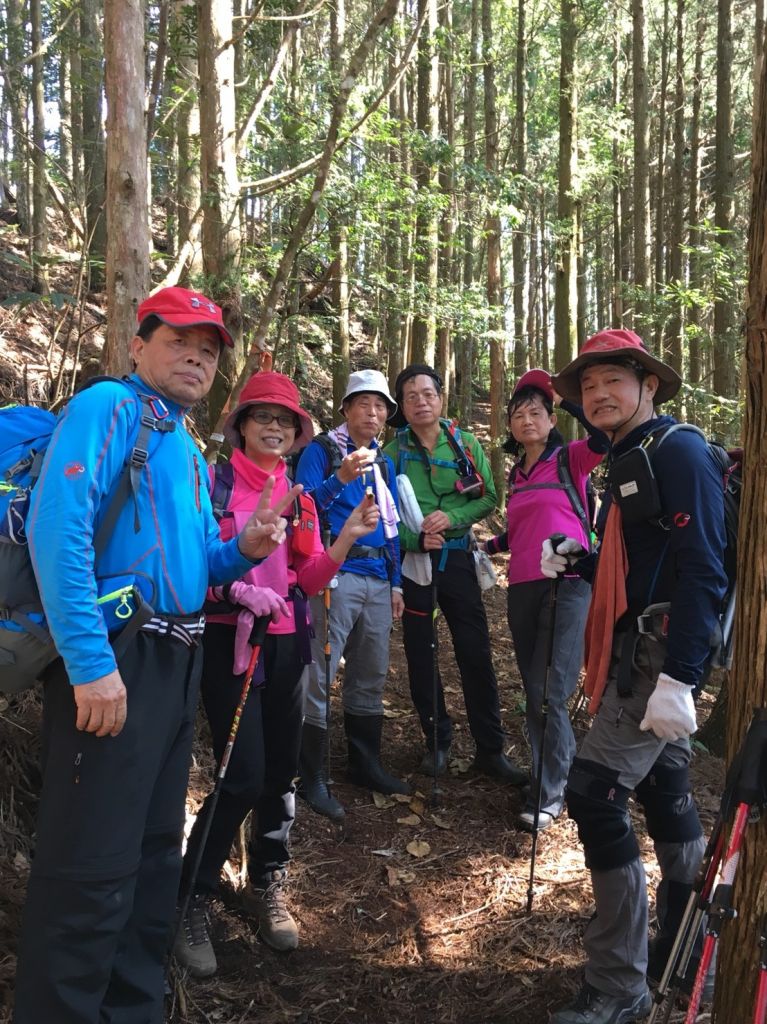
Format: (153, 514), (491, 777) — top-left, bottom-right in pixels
(549, 532), (567, 553)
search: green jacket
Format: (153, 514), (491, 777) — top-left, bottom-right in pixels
(383, 421), (497, 552)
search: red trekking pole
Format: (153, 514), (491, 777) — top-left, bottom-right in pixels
(754, 914), (767, 1024)
(179, 615), (270, 917)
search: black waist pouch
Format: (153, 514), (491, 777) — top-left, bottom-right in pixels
(607, 443), (663, 525)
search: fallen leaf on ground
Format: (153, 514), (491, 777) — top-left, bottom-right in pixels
(393, 793), (412, 804)
(386, 866), (416, 886)
(449, 757), (472, 774)
(430, 815), (451, 830)
(397, 814), (421, 826)
(372, 848), (397, 857)
(372, 792), (396, 809)
(406, 840), (431, 858)
(409, 797), (426, 815)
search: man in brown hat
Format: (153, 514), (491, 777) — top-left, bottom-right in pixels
(540, 329), (727, 1024)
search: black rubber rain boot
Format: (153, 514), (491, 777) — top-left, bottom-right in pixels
(344, 713), (411, 796)
(297, 722), (345, 822)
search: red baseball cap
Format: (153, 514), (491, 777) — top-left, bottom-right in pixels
(136, 286), (234, 348)
(223, 371), (314, 453)
(512, 368), (554, 402)
(552, 328), (681, 405)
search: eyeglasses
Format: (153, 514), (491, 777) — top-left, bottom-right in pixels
(248, 410), (299, 429)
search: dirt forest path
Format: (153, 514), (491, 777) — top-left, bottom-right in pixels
(164, 574), (724, 1024)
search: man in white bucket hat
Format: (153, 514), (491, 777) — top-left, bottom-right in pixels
(294, 369), (410, 820)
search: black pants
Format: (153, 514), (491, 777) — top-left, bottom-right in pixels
(13, 632), (202, 1024)
(402, 548), (505, 752)
(180, 625), (305, 896)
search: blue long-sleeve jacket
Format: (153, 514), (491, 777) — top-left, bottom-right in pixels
(576, 415), (727, 687)
(294, 439), (402, 586)
(28, 375), (254, 685)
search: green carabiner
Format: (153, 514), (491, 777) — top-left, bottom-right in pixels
(115, 593), (133, 620)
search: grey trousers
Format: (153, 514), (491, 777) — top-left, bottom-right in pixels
(576, 634), (705, 998)
(507, 576), (591, 814)
(303, 571), (393, 728)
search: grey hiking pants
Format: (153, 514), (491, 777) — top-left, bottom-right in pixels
(507, 576), (591, 814)
(569, 632), (705, 999)
(303, 571), (392, 728)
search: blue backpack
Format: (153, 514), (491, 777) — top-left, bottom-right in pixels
(0, 378), (173, 694)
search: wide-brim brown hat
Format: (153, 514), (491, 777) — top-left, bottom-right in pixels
(552, 329), (681, 405)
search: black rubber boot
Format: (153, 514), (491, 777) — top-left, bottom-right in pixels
(344, 713), (411, 796)
(297, 723), (345, 822)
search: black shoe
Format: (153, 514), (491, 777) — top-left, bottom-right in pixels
(418, 746), (450, 776)
(550, 982), (651, 1023)
(297, 723), (345, 822)
(472, 749), (528, 786)
(344, 713), (411, 796)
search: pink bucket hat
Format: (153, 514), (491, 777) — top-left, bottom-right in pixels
(223, 371), (314, 453)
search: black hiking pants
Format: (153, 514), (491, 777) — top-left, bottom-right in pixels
(179, 624), (305, 895)
(401, 547), (505, 752)
(13, 631), (202, 1024)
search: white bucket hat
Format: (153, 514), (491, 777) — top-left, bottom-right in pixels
(338, 369), (398, 416)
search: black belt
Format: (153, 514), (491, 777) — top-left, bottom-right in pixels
(140, 612), (205, 648)
(331, 538), (385, 560)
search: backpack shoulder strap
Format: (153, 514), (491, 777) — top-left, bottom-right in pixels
(556, 444), (588, 533)
(91, 380), (176, 558)
(313, 432), (344, 476)
(210, 460), (236, 520)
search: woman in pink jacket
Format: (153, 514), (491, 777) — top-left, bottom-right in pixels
(175, 371), (378, 977)
(486, 369), (605, 831)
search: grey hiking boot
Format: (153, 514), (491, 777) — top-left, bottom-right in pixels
(243, 869), (298, 951)
(173, 893), (217, 978)
(550, 983), (652, 1023)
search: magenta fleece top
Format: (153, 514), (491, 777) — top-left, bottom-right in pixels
(206, 449), (341, 634)
(501, 440), (603, 585)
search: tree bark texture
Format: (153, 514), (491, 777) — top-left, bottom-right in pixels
(81, 0), (107, 287)
(715, 29), (767, 1016)
(632, 0), (650, 330)
(101, 0), (150, 377)
(554, 0), (578, 377)
(30, 0), (48, 295)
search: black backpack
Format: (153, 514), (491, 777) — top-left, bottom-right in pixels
(608, 423), (741, 668)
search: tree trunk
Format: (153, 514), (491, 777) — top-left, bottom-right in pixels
(483, 0), (504, 503)
(632, 0), (650, 331)
(436, 0), (455, 410)
(411, 0), (439, 365)
(58, 41), (73, 186)
(687, 5), (705, 403)
(174, 0), (202, 281)
(69, 11), (84, 208)
(664, 0), (685, 403)
(652, 0), (670, 352)
(511, 0), (527, 379)
(554, 0), (578, 382)
(199, 0), (244, 427)
(5, 0), (30, 235)
(612, 25), (624, 327)
(456, 0), (480, 423)
(714, 30), (767, 1015)
(30, 0), (48, 295)
(330, 0), (350, 414)
(101, 0), (150, 377)
(81, 0), (107, 289)
(712, 0), (737, 436)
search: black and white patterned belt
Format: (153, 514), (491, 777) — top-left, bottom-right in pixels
(141, 613), (206, 648)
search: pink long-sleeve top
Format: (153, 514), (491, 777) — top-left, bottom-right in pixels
(503, 440), (603, 586)
(206, 449), (341, 634)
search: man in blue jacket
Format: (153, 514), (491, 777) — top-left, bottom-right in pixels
(13, 287), (298, 1024)
(540, 330), (727, 1024)
(295, 369), (409, 821)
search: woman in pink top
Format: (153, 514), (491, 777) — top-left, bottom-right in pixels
(175, 371), (379, 976)
(485, 369), (605, 831)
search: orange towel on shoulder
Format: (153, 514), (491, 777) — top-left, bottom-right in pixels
(583, 502), (628, 714)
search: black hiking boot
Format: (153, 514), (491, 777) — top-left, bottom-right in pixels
(472, 748), (528, 786)
(418, 745), (450, 776)
(344, 713), (411, 796)
(297, 722), (345, 822)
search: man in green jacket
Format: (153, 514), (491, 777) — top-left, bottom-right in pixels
(384, 364), (526, 783)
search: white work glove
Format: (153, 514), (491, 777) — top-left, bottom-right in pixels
(540, 537), (585, 579)
(639, 673), (697, 741)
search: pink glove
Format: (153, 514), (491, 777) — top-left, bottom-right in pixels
(228, 581), (289, 621)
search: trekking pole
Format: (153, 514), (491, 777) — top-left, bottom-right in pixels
(754, 914), (767, 1024)
(322, 528), (339, 807)
(430, 576), (442, 808)
(683, 708), (767, 1024)
(648, 813), (726, 1024)
(526, 532), (565, 915)
(179, 615), (270, 920)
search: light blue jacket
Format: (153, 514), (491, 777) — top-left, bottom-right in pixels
(28, 375), (254, 684)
